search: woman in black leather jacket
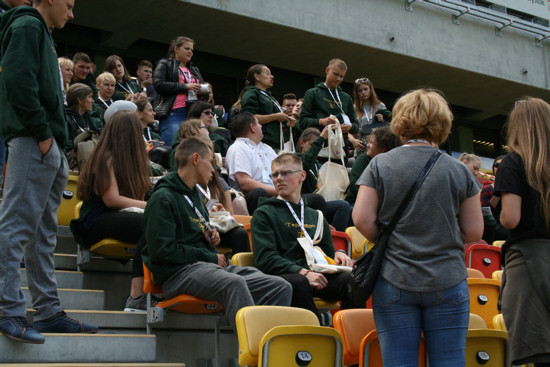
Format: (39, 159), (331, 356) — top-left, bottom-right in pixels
(152, 36), (207, 143)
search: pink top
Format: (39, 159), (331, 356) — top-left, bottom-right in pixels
(173, 66), (199, 110)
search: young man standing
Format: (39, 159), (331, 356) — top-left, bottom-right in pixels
(299, 59), (359, 155)
(142, 136), (291, 332)
(251, 153), (361, 321)
(136, 59), (156, 98)
(0, 0), (98, 343)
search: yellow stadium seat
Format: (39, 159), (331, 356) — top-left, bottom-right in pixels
(492, 270), (503, 282)
(236, 305), (343, 367)
(492, 240), (505, 248)
(468, 278), (501, 329)
(345, 226), (374, 259)
(359, 330), (427, 367)
(468, 268), (486, 278)
(57, 173), (79, 226)
(465, 329), (509, 366)
(469, 313), (487, 329)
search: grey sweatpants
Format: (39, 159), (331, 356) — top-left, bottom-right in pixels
(162, 262), (292, 331)
(0, 137), (68, 321)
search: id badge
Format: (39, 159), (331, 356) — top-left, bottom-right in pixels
(341, 112), (352, 126)
(206, 198), (218, 211)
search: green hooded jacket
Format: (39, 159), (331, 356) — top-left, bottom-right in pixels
(296, 135), (325, 194)
(251, 196), (334, 276)
(299, 83), (359, 146)
(142, 171), (218, 286)
(0, 6), (68, 147)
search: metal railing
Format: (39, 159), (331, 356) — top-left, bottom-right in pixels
(404, 0), (550, 46)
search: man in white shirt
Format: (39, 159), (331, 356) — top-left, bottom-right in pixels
(226, 112), (277, 213)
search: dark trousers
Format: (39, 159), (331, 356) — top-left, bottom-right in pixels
(279, 271), (361, 320)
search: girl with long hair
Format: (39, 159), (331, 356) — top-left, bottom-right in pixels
(104, 55), (144, 101)
(495, 97), (550, 366)
(70, 111), (152, 311)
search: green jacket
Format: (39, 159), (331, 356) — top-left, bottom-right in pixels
(71, 72), (98, 99)
(252, 196), (334, 276)
(346, 153), (371, 205)
(0, 7), (68, 147)
(299, 83), (358, 145)
(142, 172), (218, 285)
(241, 85), (289, 150)
(210, 131), (229, 157)
(65, 107), (103, 152)
(113, 78), (140, 101)
(0, 1), (11, 11)
(143, 126), (162, 142)
(296, 136), (325, 194)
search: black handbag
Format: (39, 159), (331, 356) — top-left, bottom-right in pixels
(348, 150), (442, 304)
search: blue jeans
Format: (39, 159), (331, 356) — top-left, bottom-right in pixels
(373, 277), (470, 366)
(159, 107), (187, 144)
(325, 199), (352, 232)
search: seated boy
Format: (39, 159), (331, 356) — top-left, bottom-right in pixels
(252, 153), (362, 321)
(141, 136), (292, 331)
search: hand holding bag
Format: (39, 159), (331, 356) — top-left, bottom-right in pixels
(317, 122), (349, 201)
(348, 150), (442, 304)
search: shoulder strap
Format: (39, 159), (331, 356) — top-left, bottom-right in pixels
(383, 150), (442, 236)
(313, 209), (324, 243)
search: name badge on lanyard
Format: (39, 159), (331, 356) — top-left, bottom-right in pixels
(326, 84), (351, 126)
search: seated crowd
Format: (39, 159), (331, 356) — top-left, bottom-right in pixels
(4, 22), (543, 365)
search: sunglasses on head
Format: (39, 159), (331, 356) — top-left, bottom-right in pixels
(355, 78), (370, 84)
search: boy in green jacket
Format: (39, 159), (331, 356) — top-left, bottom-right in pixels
(252, 153), (361, 321)
(141, 136), (291, 332)
(0, 0), (98, 344)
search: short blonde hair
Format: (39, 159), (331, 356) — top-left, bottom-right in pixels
(391, 89), (452, 145)
(272, 153), (303, 169)
(96, 72), (116, 85)
(328, 58), (347, 71)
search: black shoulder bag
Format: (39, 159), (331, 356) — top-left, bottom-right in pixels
(348, 150), (442, 304)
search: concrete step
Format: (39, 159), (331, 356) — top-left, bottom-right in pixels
(55, 225), (78, 254)
(21, 269), (83, 289)
(54, 253), (133, 273)
(0, 333), (157, 363)
(23, 287), (104, 310)
(27, 309), (231, 332)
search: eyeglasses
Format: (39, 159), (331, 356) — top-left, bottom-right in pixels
(202, 111), (214, 116)
(199, 125), (208, 129)
(355, 78), (370, 84)
(269, 169), (302, 179)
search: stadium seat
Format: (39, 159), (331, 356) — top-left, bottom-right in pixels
(330, 229), (352, 257)
(492, 240), (505, 248)
(74, 201), (137, 269)
(345, 226), (367, 259)
(468, 278), (501, 328)
(469, 313), (487, 329)
(333, 309), (376, 366)
(465, 329), (509, 366)
(58, 172), (79, 226)
(465, 243), (502, 278)
(142, 264), (223, 361)
(359, 330), (427, 367)
(230, 252), (341, 313)
(233, 214), (252, 225)
(468, 268), (486, 278)
(492, 270), (503, 282)
(235, 305), (343, 367)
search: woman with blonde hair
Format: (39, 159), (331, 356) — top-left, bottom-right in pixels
(458, 152), (481, 176)
(58, 57), (73, 104)
(353, 88), (483, 366)
(495, 97), (550, 366)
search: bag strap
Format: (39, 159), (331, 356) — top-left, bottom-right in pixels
(382, 150), (442, 236)
(313, 209), (324, 243)
(279, 122), (294, 152)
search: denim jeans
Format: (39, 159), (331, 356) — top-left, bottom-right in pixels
(159, 107), (187, 144)
(373, 277), (470, 367)
(325, 199), (353, 232)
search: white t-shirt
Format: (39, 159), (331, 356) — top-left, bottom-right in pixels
(226, 137), (278, 188)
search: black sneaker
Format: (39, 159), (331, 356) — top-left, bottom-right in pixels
(0, 316), (45, 344)
(33, 311), (98, 333)
(124, 294), (160, 313)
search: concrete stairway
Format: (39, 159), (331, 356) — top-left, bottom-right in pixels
(0, 226), (239, 367)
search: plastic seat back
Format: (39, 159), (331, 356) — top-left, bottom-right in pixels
(233, 214), (252, 225)
(58, 173), (79, 226)
(468, 278), (501, 328)
(467, 268), (486, 278)
(231, 252), (256, 267)
(236, 305), (320, 367)
(465, 329), (509, 366)
(466, 244), (502, 278)
(345, 226), (367, 259)
(330, 229), (352, 257)
(259, 325), (344, 367)
(492, 270), (503, 282)
(469, 313), (487, 329)
(333, 309), (376, 366)
(359, 330), (426, 367)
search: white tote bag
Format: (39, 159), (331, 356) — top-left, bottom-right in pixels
(317, 122), (349, 201)
(279, 122), (295, 154)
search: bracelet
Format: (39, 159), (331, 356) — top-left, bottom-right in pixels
(336, 250), (347, 254)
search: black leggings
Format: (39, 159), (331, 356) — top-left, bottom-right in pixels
(81, 211), (144, 278)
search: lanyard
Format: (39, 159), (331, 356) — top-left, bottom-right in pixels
(284, 198), (313, 245)
(117, 81), (135, 95)
(324, 83), (345, 114)
(70, 115), (88, 133)
(178, 67), (194, 83)
(362, 105), (373, 122)
(98, 96), (112, 109)
(144, 127), (152, 141)
(183, 194), (212, 232)
(258, 89), (284, 113)
(195, 184), (211, 200)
